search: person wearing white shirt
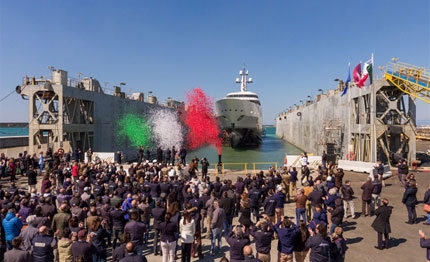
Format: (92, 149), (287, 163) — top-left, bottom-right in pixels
(179, 211), (195, 262)
(300, 152), (308, 167)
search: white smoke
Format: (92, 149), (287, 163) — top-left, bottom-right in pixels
(150, 109), (184, 149)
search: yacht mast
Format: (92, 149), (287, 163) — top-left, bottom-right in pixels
(235, 66), (253, 92)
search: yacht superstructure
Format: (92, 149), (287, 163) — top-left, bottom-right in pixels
(215, 66), (262, 147)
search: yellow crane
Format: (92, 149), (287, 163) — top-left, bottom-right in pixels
(385, 61), (430, 104)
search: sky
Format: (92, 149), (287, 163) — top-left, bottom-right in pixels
(1, 0), (429, 125)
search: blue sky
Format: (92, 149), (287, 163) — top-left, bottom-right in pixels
(1, 0), (429, 124)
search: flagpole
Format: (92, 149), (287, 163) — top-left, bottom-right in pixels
(371, 52), (376, 162)
(347, 62), (351, 162)
(358, 61), (362, 161)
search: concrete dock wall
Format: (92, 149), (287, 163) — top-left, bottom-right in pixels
(276, 89), (348, 156)
(276, 79), (416, 164)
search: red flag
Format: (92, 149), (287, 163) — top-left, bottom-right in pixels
(283, 154), (288, 165)
(353, 63), (362, 84)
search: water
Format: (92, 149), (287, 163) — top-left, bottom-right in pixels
(189, 127), (303, 168)
(0, 126), (303, 168)
(0, 127), (28, 137)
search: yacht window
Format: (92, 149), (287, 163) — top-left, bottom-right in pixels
(227, 94), (259, 98)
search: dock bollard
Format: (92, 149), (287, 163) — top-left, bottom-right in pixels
(217, 154), (222, 175)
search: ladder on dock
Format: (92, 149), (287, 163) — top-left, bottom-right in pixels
(385, 61), (430, 104)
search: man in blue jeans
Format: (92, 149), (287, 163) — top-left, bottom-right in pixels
(210, 200), (225, 255)
(294, 188), (307, 225)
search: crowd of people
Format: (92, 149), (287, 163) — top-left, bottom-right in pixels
(0, 149), (429, 262)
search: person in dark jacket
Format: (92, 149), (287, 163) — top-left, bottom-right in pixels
(250, 217), (274, 262)
(361, 177), (374, 217)
(274, 186), (286, 224)
(309, 205), (327, 233)
(305, 223), (331, 262)
(308, 187), (324, 213)
(249, 185), (262, 221)
(3, 236), (32, 262)
(113, 233), (130, 262)
(31, 226), (56, 262)
(72, 229), (96, 262)
(402, 180), (418, 224)
(243, 245), (262, 262)
(238, 200), (253, 230)
(274, 217), (299, 262)
(263, 190), (277, 223)
(293, 221), (310, 262)
(423, 185), (430, 225)
(124, 211), (146, 256)
(371, 198), (392, 250)
(220, 191), (235, 235)
(88, 217), (107, 262)
(329, 198), (344, 235)
(179, 147), (187, 165)
(151, 200), (165, 255)
(110, 202), (126, 248)
(371, 175), (383, 214)
(119, 242), (147, 262)
(419, 229), (430, 261)
(27, 165), (37, 192)
(341, 180), (355, 219)
(331, 227), (347, 262)
(225, 226), (250, 262)
(160, 213), (179, 262)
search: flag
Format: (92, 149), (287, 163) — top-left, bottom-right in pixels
(353, 63), (361, 83)
(358, 55), (374, 87)
(341, 63), (351, 96)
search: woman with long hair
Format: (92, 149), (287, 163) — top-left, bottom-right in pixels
(402, 180), (418, 224)
(168, 201), (181, 259)
(238, 199), (253, 231)
(294, 221), (310, 262)
(179, 210), (195, 262)
(160, 212), (179, 262)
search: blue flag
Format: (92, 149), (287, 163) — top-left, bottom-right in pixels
(341, 63), (351, 96)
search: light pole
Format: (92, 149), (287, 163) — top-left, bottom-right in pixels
(318, 89), (324, 95)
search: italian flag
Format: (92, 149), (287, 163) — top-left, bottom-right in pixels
(358, 56), (373, 87)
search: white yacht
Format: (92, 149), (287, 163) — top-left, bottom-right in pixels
(215, 66), (262, 147)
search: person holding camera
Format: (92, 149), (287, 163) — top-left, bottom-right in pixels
(274, 216), (299, 262)
(250, 215), (274, 262)
(225, 225), (250, 262)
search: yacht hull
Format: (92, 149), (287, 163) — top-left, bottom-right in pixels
(215, 98), (262, 147)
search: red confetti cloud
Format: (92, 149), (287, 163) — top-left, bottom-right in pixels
(183, 88), (222, 153)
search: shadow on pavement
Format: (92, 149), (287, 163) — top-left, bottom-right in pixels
(389, 238), (407, 248)
(345, 237), (363, 245)
(342, 221), (357, 232)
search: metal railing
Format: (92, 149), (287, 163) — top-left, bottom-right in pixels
(385, 61), (430, 104)
(252, 162), (278, 173)
(209, 163), (248, 174)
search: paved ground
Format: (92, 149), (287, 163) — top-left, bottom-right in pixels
(3, 169), (429, 262)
